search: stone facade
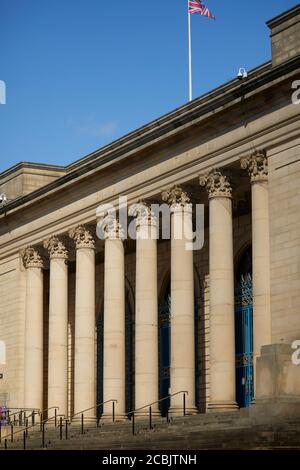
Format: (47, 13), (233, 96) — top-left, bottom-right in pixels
(267, 4), (300, 66)
(0, 6), (300, 419)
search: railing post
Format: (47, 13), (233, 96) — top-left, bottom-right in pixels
(149, 406), (152, 430)
(65, 420), (68, 440)
(42, 423), (45, 448)
(55, 408), (57, 428)
(112, 401), (115, 423)
(183, 393), (186, 416)
(60, 417), (63, 440)
(32, 411), (35, 426)
(4, 438), (7, 449)
(13, 415), (16, 426)
(19, 411), (22, 427)
(23, 431), (26, 450)
(26, 418), (28, 438)
(81, 413), (84, 435)
(132, 413), (135, 436)
(40, 412), (43, 432)
(166, 408), (169, 424)
(10, 423), (13, 443)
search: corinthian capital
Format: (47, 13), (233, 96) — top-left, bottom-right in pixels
(43, 236), (69, 259)
(129, 202), (157, 228)
(241, 150), (268, 183)
(161, 186), (191, 210)
(199, 169), (232, 199)
(22, 247), (45, 269)
(69, 225), (95, 250)
(97, 213), (125, 240)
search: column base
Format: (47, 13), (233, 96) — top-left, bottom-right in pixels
(71, 415), (96, 424)
(169, 406), (198, 417)
(208, 401), (239, 413)
(100, 413), (127, 422)
(134, 408), (161, 419)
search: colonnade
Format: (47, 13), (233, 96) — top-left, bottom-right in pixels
(22, 151), (271, 417)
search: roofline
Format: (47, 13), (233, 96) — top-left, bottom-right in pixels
(0, 161), (65, 180)
(67, 62), (271, 172)
(266, 3), (300, 29)
(1, 55), (300, 216)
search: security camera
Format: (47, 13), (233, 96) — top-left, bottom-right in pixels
(0, 193), (7, 205)
(238, 68), (248, 80)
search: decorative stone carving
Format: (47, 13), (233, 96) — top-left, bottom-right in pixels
(241, 150), (268, 183)
(22, 247), (45, 269)
(43, 236), (69, 259)
(129, 201), (157, 228)
(199, 169), (232, 199)
(69, 225), (95, 250)
(97, 213), (125, 240)
(161, 186), (191, 211)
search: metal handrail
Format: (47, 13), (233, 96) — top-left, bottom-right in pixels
(127, 390), (189, 435)
(39, 406), (59, 416)
(70, 399), (118, 421)
(2, 393), (190, 448)
(1, 407), (60, 445)
(127, 390), (188, 417)
(4, 407), (40, 412)
(4, 408), (40, 420)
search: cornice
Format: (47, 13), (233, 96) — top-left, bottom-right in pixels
(1, 57), (299, 217)
(0, 113), (299, 261)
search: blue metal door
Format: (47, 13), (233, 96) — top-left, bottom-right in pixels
(159, 295), (171, 416)
(235, 274), (254, 408)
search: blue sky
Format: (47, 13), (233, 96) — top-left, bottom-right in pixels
(0, 0), (297, 173)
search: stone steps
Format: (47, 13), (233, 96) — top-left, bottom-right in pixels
(2, 412), (300, 450)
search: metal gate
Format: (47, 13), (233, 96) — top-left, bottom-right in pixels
(159, 295), (171, 416)
(235, 273), (254, 408)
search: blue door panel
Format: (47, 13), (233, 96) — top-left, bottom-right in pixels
(235, 274), (254, 408)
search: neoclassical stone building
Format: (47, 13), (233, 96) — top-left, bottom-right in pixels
(0, 6), (300, 420)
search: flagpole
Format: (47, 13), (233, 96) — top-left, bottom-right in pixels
(188, 2), (193, 101)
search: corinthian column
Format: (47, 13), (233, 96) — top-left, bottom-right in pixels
(69, 225), (96, 417)
(241, 151), (271, 373)
(200, 170), (237, 412)
(22, 247), (44, 412)
(129, 203), (159, 415)
(98, 214), (126, 419)
(162, 186), (197, 415)
(44, 236), (69, 417)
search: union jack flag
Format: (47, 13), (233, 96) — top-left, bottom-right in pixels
(188, 0), (215, 20)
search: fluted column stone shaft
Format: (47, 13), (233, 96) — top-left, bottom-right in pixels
(200, 170), (238, 412)
(69, 225), (96, 417)
(241, 151), (271, 378)
(162, 187), (197, 415)
(22, 247), (45, 412)
(130, 203), (159, 415)
(44, 236), (69, 417)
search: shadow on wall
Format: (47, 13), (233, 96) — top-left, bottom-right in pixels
(0, 340), (6, 365)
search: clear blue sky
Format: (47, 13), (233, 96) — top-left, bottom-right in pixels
(0, 0), (297, 173)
